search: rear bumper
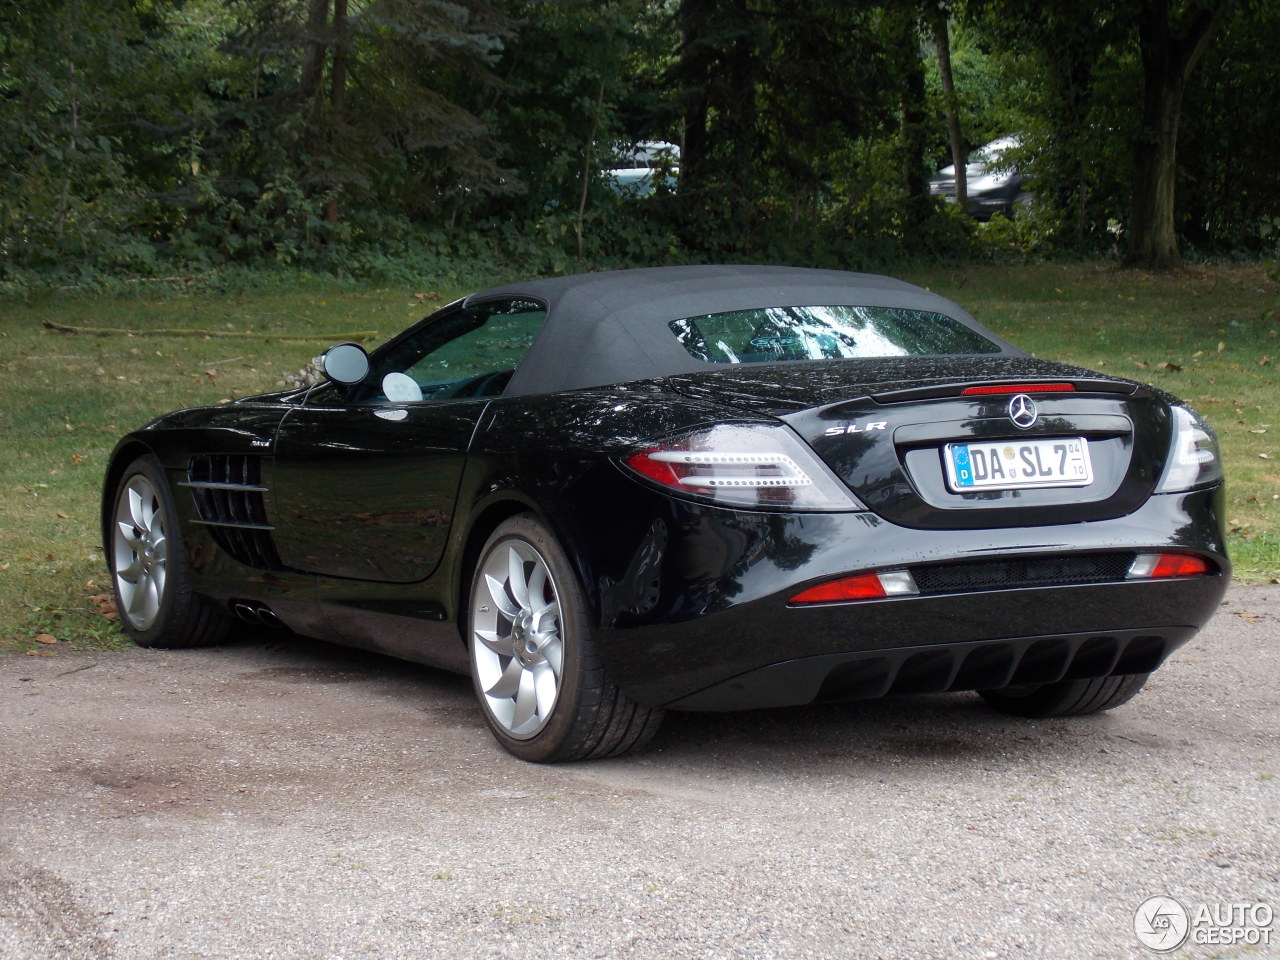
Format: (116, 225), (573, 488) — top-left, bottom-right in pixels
(581, 485), (1228, 708)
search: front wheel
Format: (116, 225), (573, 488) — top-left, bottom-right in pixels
(468, 514), (662, 762)
(107, 455), (229, 648)
(979, 674), (1150, 718)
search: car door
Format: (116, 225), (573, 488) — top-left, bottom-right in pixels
(270, 297), (547, 583)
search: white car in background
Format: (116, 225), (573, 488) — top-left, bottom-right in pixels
(604, 141), (680, 196)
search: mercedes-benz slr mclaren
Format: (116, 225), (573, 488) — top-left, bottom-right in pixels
(103, 266), (1228, 761)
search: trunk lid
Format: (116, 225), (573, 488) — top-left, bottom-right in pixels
(665, 357), (1171, 529)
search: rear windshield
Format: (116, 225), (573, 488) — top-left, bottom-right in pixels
(669, 305), (1002, 364)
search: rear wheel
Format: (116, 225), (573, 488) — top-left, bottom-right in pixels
(979, 674), (1150, 718)
(468, 514), (662, 762)
(108, 455), (229, 648)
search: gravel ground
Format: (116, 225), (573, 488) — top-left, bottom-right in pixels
(1, 585), (1277, 960)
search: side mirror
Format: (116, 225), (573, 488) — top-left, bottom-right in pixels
(316, 342), (370, 385)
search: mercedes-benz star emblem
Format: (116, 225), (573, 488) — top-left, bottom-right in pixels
(1008, 394), (1038, 428)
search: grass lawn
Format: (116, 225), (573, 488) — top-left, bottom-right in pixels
(1, 262), (1276, 653)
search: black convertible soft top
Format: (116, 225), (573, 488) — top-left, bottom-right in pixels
(462, 264), (1016, 396)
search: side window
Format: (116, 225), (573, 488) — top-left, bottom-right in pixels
(355, 298), (546, 404)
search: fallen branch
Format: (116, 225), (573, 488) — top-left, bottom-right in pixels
(42, 320), (377, 342)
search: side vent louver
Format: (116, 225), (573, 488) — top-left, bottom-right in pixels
(183, 455), (283, 571)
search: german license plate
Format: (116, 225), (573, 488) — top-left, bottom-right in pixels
(944, 438), (1092, 491)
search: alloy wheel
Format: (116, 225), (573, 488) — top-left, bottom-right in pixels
(112, 474), (168, 630)
(471, 538), (564, 738)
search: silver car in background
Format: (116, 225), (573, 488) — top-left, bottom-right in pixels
(930, 136), (1029, 220)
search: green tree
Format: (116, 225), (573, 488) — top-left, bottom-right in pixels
(1124, 0), (1229, 268)
(1178, 2), (1280, 253)
(671, 0), (910, 257)
(968, 0), (1234, 265)
(479, 0), (663, 260)
(226, 0), (514, 234)
(0, 0), (183, 272)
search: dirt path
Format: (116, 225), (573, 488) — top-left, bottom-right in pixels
(2, 586), (1278, 960)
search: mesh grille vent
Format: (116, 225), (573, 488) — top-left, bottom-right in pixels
(911, 553), (1136, 595)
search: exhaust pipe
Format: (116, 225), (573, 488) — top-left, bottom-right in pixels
(229, 601), (284, 629)
(232, 602), (259, 624)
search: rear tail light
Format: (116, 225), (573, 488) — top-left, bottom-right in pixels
(1126, 553), (1212, 579)
(1155, 405), (1223, 493)
(623, 423), (865, 511)
(789, 570), (919, 605)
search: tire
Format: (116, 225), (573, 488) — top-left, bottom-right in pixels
(978, 674), (1150, 718)
(107, 455), (230, 648)
(467, 514), (663, 762)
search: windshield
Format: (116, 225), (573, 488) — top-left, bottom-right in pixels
(669, 305), (1002, 364)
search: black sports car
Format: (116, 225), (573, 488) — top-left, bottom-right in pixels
(103, 265), (1229, 761)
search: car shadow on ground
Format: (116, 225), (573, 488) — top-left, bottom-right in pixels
(648, 695), (1118, 765)
(199, 628), (1132, 773)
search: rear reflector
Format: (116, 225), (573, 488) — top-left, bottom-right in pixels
(789, 570), (919, 605)
(961, 383), (1076, 396)
(1126, 553), (1211, 580)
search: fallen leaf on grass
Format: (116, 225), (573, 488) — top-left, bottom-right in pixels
(1156, 361), (1182, 372)
(35, 633), (58, 644)
(56, 512), (71, 519)
(1134, 360), (1150, 369)
(89, 593), (119, 620)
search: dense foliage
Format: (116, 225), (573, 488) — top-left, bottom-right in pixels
(1, 0), (1276, 288)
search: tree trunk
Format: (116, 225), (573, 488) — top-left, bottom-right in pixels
(928, 3), (965, 212)
(330, 0), (348, 115)
(325, 0), (348, 224)
(676, 0), (714, 204)
(725, 0), (757, 249)
(901, 12), (931, 232)
(1126, 81), (1182, 269)
(299, 0), (331, 102)
(576, 78), (607, 261)
(1124, 0), (1228, 270)
(54, 60), (78, 238)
